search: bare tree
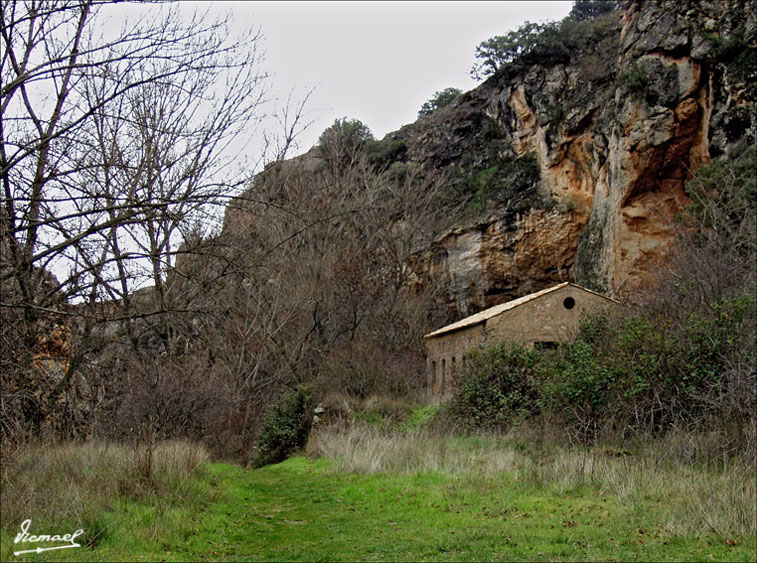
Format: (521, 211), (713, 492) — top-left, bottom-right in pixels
(1, 0), (269, 439)
(209, 130), (457, 403)
(2, 0), (267, 306)
(1, 1), (454, 449)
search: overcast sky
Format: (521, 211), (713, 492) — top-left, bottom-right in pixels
(201, 1), (574, 156)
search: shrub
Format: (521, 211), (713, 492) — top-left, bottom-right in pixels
(568, 0), (619, 21)
(318, 117), (373, 148)
(418, 87), (463, 117)
(683, 145), (756, 255)
(364, 138), (407, 171)
(251, 388), (314, 467)
(318, 117), (374, 170)
(457, 153), (542, 214)
(710, 29), (757, 101)
(619, 57), (688, 109)
(470, 10), (620, 80)
(448, 343), (540, 431)
(539, 300), (756, 438)
(402, 404), (441, 431)
(470, 21), (554, 80)
(538, 333), (616, 435)
(386, 161), (416, 184)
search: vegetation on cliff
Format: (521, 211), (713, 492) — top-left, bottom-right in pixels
(418, 87), (463, 117)
(469, 4), (620, 80)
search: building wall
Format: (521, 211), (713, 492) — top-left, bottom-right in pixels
(484, 285), (616, 347)
(424, 285), (620, 400)
(425, 323), (484, 401)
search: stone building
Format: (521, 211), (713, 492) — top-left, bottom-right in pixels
(424, 282), (621, 400)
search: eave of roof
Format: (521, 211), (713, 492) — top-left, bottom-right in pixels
(423, 282), (619, 339)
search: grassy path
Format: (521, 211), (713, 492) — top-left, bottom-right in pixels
(4, 456), (753, 562)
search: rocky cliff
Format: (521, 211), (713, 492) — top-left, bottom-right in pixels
(383, 0), (755, 316)
(223, 0), (755, 321)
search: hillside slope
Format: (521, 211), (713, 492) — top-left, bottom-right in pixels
(219, 1), (754, 320)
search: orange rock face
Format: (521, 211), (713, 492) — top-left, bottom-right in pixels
(411, 0), (754, 314)
(414, 207), (585, 318)
(32, 323), (71, 378)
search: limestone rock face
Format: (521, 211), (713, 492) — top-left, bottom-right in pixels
(414, 209), (583, 318)
(397, 0), (755, 315)
(214, 1), (754, 321)
(576, 0), (755, 296)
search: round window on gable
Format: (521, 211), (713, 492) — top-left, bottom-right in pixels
(563, 296), (575, 310)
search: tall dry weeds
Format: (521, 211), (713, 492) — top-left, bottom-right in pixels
(310, 423), (519, 474)
(0, 440), (210, 539)
(308, 423), (756, 537)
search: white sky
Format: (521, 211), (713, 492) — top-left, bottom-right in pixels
(201, 1), (574, 156)
(36, 1), (575, 293)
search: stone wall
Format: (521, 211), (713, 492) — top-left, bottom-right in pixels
(425, 323), (484, 401)
(484, 284), (619, 346)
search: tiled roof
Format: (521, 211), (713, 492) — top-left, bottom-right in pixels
(423, 282), (616, 339)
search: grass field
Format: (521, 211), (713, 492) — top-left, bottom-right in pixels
(1, 431), (755, 562)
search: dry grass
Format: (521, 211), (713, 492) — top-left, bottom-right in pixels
(0, 439), (210, 541)
(309, 424), (518, 474)
(308, 423), (756, 538)
(517, 438), (756, 538)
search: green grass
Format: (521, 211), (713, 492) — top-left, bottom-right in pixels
(2, 442), (755, 562)
(401, 405), (441, 430)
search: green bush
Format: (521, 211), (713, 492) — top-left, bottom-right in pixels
(318, 117), (374, 171)
(449, 343), (540, 431)
(447, 295), (754, 443)
(364, 138), (407, 171)
(616, 62), (651, 101)
(251, 388), (314, 468)
(402, 405), (441, 431)
(457, 153), (542, 214)
(318, 117), (373, 149)
(418, 87), (463, 117)
(539, 334), (615, 426)
(470, 10), (620, 80)
(538, 300), (755, 436)
(386, 161), (416, 184)
(683, 145), (756, 252)
(568, 0), (619, 21)
(470, 21), (554, 80)
(710, 29), (757, 101)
